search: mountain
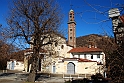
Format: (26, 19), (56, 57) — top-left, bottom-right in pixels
(76, 34), (116, 54)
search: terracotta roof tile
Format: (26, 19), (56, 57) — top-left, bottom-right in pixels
(63, 58), (79, 61)
(119, 15), (124, 24)
(78, 58), (96, 62)
(68, 47), (102, 53)
(63, 58), (96, 62)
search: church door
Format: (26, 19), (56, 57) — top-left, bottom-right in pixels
(67, 62), (75, 74)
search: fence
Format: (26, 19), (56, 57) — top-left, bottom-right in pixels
(62, 74), (91, 79)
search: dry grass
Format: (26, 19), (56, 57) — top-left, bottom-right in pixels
(0, 79), (15, 83)
(0, 79), (13, 82)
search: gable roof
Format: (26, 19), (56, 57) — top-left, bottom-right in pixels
(68, 47), (103, 53)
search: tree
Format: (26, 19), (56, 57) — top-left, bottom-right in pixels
(0, 25), (17, 70)
(6, 0), (63, 82)
(0, 40), (18, 70)
(0, 40), (9, 70)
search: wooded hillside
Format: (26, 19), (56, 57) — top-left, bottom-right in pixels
(76, 34), (116, 52)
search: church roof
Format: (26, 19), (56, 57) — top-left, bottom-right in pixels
(119, 15), (124, 24)
(63, 58), (96, 62)
(78, 58), (96, 62)
(68, 47), (103, 53)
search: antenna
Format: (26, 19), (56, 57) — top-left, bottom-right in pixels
(70, 0), (73, 9)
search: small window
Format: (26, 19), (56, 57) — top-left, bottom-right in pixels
(61, 45), (64, 49)
(78, 54), (80, 58)
(70, 37), (72, 40)
(53, 62), (56, 65)
(16, 62), (19, 65)
(91, 55), (93, 59)
(97, 55), (100, 58)
(84, 54), (86, 59)
(70, 13), (72, 15)
(70, 29), (72, 31)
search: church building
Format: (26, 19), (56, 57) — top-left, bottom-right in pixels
(24, 9), (106, 78)
(41, 9), (106, 76)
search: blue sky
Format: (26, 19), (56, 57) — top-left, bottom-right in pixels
(57, 0), (124, 37)
(0, 0), (124, 38)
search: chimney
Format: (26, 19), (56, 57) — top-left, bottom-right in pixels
(95, 45), (97, 48)
(88, 45), (91, 48)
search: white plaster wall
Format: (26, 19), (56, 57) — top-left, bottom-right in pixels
(7, 60), (24, 71)
(72, 52), (105, 64)
(7, 60), (16, 70)
(7, 61), (12, 70)
(14, 62), (24, 71)
(55, 62), (65, 74)
(55, 61), (100, 75)
(58, 44), (72, 58)
(76, 62), (97, 74)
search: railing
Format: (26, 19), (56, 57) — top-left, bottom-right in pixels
(62, 74), (91, 79)
(39, 73), (92, 79)
(1, 70), (7, 73)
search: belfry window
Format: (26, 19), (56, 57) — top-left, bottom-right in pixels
(70, 13), (72, 19)
(70, 29), (72, 31)
(70, 37), (72, 40)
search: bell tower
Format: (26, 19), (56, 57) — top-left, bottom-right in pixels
(68, 9), (76, 48)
